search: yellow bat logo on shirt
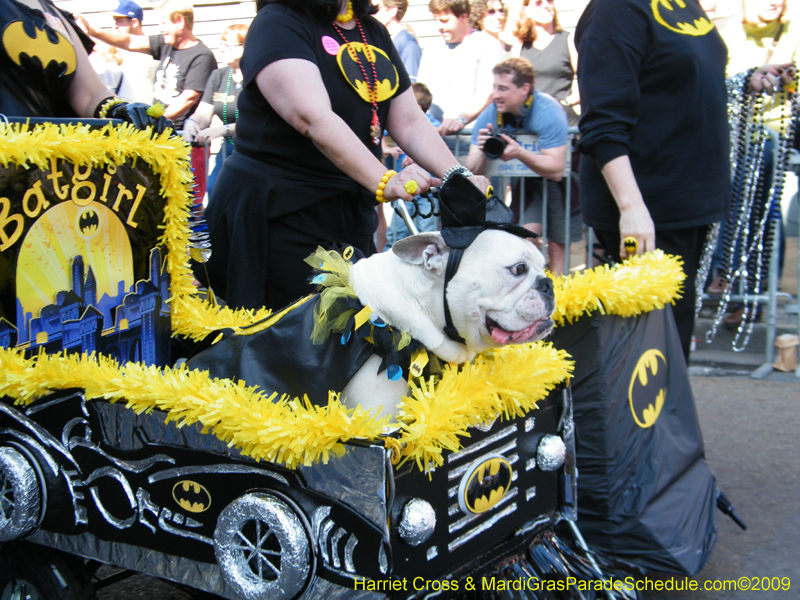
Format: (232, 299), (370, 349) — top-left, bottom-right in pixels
(651, 0), (714, 36)
(336, 42), (399, 103)
(2, 20), (77, 76)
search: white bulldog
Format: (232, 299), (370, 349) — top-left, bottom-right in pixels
(342, 228), (556, 417)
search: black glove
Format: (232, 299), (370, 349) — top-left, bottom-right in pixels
(95, 98), (172, 134)
(109, 101), (172, 134)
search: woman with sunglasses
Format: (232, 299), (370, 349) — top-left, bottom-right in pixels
(183, 23), (249, 197)
(470, 0), (514, 54)
(514, 0), (578, 125)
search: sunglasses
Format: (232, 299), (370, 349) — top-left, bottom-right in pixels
(486, 8), (506, 14)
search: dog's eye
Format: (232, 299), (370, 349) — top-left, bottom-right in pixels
(510, 262), (527, 276)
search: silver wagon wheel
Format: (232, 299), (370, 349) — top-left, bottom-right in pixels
(0, 446), (42, 542)
(214, 492), (312, 600)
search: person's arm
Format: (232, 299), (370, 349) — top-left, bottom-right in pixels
(599, 155), (655, 256)
(256, 58), (431, 203)
(164, 89), (203, 121)
(576, 0), (651, 257)
(76, 15), (151, 53)
(465, 139), (489, 175)
(169, 52), (217, 122)
(564, 32), (580, 107)
(512, 143), (566, 181)
(183, 101), (214, 141)
(438, 90), (492, 135)
(385, 88), (468, 179)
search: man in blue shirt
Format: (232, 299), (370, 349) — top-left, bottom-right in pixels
(466, 57), (578, 274)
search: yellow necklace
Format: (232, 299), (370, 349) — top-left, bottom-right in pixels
(335, 0), (354, 23)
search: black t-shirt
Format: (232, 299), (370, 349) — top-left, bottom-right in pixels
(201, 66), (242, 125)
(0, 0), (94, 117)
(150, 35), (216, 129)
(576, 0), (730, 231)
(236, 4), (411, 176)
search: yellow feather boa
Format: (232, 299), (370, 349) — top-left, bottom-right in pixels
(551, 249), (685, 325)
(0, 344), (570, 471)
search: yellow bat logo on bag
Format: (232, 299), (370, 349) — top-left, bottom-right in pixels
(2, 20), (77, 76)
(628, 349), (667, 428)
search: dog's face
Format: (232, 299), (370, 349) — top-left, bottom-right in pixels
(447, 229), (555, 354)
(391, 229), (555, 358)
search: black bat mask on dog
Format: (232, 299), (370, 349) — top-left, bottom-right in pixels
(437, 173), (539, 345)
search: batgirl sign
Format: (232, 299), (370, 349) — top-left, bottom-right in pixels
(0, 139), (171, 365)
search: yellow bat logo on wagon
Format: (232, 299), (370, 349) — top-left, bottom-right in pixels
(628, 349), (667, 428)
(2, 20), (77, 76)
(460, 456), (513, 514)
(172, 480), (212, 513)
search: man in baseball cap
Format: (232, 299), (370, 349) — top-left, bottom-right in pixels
(112, 0), (144, 24)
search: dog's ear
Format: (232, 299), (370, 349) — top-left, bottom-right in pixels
(392, 232), (450, 271)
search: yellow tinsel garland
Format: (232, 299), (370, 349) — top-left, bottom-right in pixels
(551, 250), (685, 325)
(0, 121), (272, 340)
(0, 343), (570, 472)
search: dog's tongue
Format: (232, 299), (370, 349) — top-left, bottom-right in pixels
(491, 321), (540, 345)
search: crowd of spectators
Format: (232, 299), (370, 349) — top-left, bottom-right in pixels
(71, 0), (798, 330)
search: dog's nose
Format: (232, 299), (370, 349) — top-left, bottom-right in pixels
(535, 275), (554, 297)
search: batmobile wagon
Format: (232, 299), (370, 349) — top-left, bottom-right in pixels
(0, 119), (591, 600)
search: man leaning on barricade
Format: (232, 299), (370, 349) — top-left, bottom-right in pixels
(466, 57), (578, 274)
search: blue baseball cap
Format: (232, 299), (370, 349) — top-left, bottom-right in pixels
(112, 0), (144, 22)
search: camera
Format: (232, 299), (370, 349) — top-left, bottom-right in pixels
(483, 128), (516, 159)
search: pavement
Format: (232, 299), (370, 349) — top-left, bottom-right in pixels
(647, 375), (800, 600)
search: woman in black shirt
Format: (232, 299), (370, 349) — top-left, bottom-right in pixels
(202, 0), (487, 311)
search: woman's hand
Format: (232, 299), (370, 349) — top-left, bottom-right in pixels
(468, 174), (491, 195)
(750, 63), (796, 95)
(182, 118), (201, 142)
(194, 126), (230, 145)
(618, 202), (655, 258)
(382, 165), (439, 203)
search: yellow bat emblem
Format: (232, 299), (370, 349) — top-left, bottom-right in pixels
(459, 455), (513, 514)
(628, 349), (667, 428)
(172, 480), (212, 513)
(2, 20), (77, 76)
(336, 42), (399, 103)
(651, 0), (714, 36)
